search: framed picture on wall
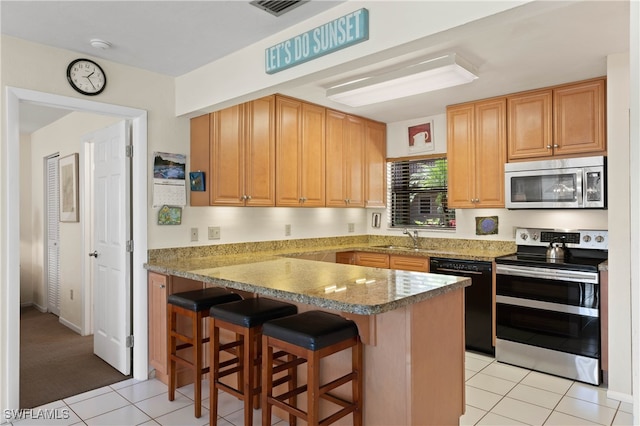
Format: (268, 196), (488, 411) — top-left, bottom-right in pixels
(59, 153), (79, 222)
(408, 121), (435, 153)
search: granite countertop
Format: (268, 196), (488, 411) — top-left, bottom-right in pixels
(149, 256), (470, 315)
(144, 237), (517, 315)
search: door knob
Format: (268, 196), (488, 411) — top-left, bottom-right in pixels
(89, 251), (98, 258)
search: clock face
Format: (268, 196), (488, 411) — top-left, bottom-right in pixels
(67, 59), (107, 96)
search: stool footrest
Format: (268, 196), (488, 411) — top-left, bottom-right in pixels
(320, 371), (357, 396)
(271, 356), (305, 375)
(267, 396), (307, 421)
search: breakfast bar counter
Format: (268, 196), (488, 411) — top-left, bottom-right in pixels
(146, 252), (471, 425)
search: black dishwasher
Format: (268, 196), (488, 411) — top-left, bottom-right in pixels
(429, 258), (494, 356)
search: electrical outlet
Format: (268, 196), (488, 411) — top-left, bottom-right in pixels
(190, 227), (198, 242)
(208, 226), (221, 240)
(70, 289), (74, 300)
(348, 223), (355, 233)
(285, 224), (291, 236)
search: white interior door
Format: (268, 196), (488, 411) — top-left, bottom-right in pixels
(46, 154), (60, 316)
(86, 121), (132, 375)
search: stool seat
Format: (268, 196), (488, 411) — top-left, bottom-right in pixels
(210, 297), (298, 327)
(167, 287), (241, 311)
(263, 310), (358, 351)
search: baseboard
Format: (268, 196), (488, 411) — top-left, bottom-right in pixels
(31, 303), (47, 313)
(20, 301), (32, 308)
(59, 316), (82, 335)
(607, 389), (634, 404)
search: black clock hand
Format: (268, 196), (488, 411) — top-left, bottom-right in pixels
(85, 76), (96, 90)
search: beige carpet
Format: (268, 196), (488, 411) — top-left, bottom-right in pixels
(20, 306), (130, 408)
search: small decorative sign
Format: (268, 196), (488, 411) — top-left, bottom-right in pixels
(265, 8), (369, 74)
(157, 205), (182, 225)
(408, 121), (434, 153)
(475, 216), (499, 235)
(189, 171), (205, 192)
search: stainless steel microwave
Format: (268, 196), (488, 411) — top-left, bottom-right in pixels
(505, 156), (606, 209)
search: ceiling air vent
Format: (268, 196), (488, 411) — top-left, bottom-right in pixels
(250, 0), (309, 17)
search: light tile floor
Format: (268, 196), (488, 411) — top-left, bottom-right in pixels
(5, 352), (635, 426)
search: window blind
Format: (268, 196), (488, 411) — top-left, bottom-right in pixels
(387, 157), (455, 229)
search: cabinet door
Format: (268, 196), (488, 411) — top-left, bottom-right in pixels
(336, 251), (356, 265)
(148, 272), (168, 377)
(389, 255), (429, 272)
(365, 120), (387, 208)
(355, 252), (389, 268)
(245, 95), (276, 206)
(475, 98), (506, 208)
(189, 114), (210, 206)
(275, 96), (303, 206)
(553, 79), (606, 157)
(507, 89), (553, 161)
(326, 109), (348, 207)
(345, 115), (365, 207)
(300, 102), (326, 207)
(211, 104), (245, 206)
(447, 104), (476, 208)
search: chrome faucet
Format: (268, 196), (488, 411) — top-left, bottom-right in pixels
(403, 228), (419, 249)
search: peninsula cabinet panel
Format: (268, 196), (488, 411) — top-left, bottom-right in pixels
(189, 114), (210, 206)
(507, 89), (553, 161)
(364, 119), (387, 208)
(553, 79), (606, 157)
(335, 251), (356, 264)
(447, 98), (506, 208)
(326, 110), (365, 207)
(275, 96), (326, 207)
(148, 272), (168, 379)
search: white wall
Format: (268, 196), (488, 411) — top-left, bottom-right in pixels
(26, 112), (120, 329)
(19, 134), (33, 306)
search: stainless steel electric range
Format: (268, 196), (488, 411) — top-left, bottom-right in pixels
(494, 227), (608, 385)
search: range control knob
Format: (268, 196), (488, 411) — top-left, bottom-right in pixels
(595, 235), (605, 243)
(583, 235), (592, 243)
(531, 234), (539, 241)
(520, 233), (528, 241)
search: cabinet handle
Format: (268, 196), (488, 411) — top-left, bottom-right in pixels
(160, 284), (165, 288)
(246, 195), (252, 200)
(546, 145), (552, 149)
(241, 195), (247, 201)
(553, 144), (559, 148)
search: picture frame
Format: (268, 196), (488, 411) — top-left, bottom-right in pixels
(59, 153), (79, 222)
(157, 205), (182, 225)
(408, 121), (435, 153)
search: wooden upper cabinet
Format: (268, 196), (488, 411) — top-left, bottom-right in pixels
(507, 89), (553, 161)
(508, 78), (606, 161)
(244, 96), (276, 206)
(447, 98), (506, 208)
(364, 119), (387, 208)
(326, 110), (365, 207)
(190, 114), (211, 206)
(553, 78), (606, 157)
(192, 95), (275, 207)
(210, 103), (245, 205)
(275, 96), (326, 207)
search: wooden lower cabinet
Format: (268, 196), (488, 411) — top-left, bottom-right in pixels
(336, 251), (356, 265)
(355, 252), (390, 268)
(148, 272), (205, 386)
(389, 255), (429, 272)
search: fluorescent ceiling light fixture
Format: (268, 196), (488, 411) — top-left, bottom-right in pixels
(326, 53), (478, 107)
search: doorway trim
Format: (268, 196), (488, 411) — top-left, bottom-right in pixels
(3, 87), (149, 411)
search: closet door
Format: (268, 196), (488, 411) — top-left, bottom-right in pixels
(46, 154), (60, 316)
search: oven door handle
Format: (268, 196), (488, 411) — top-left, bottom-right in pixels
(432, 267), (483, 275)
(496, 264), (599, 284)
(496, 295), (599, 318)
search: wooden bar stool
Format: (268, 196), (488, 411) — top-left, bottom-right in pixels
(261, 310), (363, 426)
(208, 297), (298, 426)
(167, 287), (242, 418)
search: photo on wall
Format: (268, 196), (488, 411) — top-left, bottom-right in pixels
(408, 121), (434, 153)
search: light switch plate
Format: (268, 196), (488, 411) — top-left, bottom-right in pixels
(190, 228), (198, 241)
(208, 226), (221, 240)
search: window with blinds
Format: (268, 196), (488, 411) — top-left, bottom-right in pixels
(387, 156), (456, 229)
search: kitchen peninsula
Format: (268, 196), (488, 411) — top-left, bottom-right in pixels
(146, 245), (473, 425)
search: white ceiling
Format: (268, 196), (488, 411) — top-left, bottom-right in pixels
(1, 1), (630, 132)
